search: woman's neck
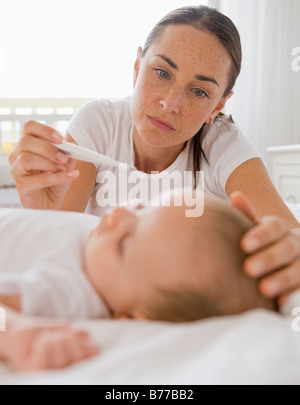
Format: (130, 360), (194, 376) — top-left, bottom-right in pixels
(133, 130), (187, 174)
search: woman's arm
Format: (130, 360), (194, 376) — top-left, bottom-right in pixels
(60, 133), (97, 212)
(0, 296), (20, 311)
(226, 157), (299, 228)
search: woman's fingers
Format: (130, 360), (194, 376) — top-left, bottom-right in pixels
(11, 150), (78, 184)
(241, 215), (289, 254)
(16, 170), (79, 194)
(242, 218), (300, 300)
(9, 134), (66, 167)
(11, 151), (65, 177)
(8, 121), (80, 210)
(258, 261), (300, 298)
(23, 120), (62, 142)
(230, 191), (258, 223)
(244, 232), (300, 278)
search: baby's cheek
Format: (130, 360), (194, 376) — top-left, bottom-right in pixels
(83, 242), (100, 279)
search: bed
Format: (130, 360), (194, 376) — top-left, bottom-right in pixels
(0, 204), (300, 385)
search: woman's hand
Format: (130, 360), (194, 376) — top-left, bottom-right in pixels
(9, 121), (79, 210)
(230, 192), (300, 305)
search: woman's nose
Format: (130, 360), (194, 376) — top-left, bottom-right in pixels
(160, 89), (181, 114)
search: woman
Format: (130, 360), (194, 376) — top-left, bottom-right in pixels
(9, 6), (300, 303)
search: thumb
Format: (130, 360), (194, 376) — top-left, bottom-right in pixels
(229, 191), (258, 223)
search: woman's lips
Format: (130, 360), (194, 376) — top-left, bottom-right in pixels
(147, 115), (175, 131)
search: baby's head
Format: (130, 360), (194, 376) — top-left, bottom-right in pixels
(83, 190), (276, 322)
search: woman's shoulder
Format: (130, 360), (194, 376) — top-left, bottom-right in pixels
(201, 112), (260, 164)
(199, 114), (260, 197)
(202, 113), (249, 148)
(211, 113), (239, 135)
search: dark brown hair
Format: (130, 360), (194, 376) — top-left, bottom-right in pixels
(141, 6), (242, 185)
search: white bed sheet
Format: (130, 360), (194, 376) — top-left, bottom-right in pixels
(0, 203), (300, 385)
(0, 308), (300, 385)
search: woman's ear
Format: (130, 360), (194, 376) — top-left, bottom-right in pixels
(205, 91), (233, 125)
(133, 47), (143, 87)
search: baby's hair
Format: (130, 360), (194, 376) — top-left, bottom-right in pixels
(146, 197), (277, 322)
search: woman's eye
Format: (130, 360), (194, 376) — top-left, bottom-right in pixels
(193, 88), (208, 98)
(154, 68), (170, 80)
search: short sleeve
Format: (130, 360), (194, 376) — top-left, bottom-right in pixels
(67, 99), (112, 170)
(67, 98), (132, 172)
(201, 117), (261, 199)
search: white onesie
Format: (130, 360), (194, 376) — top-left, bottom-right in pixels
(0, 208), (109, 320)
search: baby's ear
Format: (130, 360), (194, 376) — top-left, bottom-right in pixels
(131, 310), (149, 321)
(112, 311), (149, 320)
(111, 313), (129, 320)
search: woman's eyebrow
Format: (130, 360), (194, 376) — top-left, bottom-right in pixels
(195, 75), (219, 87)
(156, 54), (178, 70)
(156, 54), (219, 87)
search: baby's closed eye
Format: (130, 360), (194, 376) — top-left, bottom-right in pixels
(119, 234), (131, 255)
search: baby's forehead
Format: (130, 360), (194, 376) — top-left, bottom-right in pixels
(138, 191), (230, 227)
(147, 204), (203, 235)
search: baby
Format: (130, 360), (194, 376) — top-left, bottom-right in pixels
(0, 306), (99, 372)
(0, 189), (276, 322)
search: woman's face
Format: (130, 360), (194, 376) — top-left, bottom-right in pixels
(131, 24), (233, 148)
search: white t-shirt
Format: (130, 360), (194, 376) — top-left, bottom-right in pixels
(0, 208), (110, 320)
(68, 97), (261, 216)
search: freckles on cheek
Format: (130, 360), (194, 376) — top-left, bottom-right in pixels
(133, 85), (157, 122)
(136, 69), (159, 100)
(183, 110), (206, 132)
(138, 80), (156, 104)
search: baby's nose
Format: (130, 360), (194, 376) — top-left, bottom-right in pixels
(107, 206), (135, 229)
